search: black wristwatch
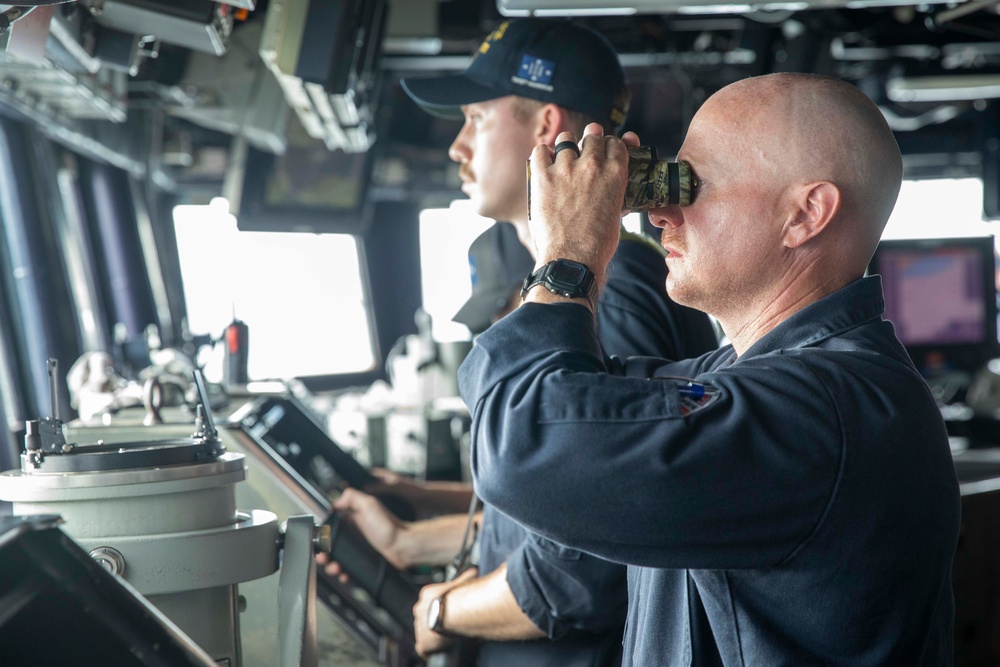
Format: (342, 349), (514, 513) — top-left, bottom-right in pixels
(520, 259), (598, 307)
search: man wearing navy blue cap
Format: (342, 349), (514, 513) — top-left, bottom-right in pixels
(322, 17), (718, 667)
(400, 18), (629, 133)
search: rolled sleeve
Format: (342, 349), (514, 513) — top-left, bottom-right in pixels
(506, 532), (627, 639)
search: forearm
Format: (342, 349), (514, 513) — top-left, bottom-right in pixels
(395, 512), (481, 568)
(394, 483), (475, 517)
(439, 564), (545, 641)
(365, 470), (474, 517)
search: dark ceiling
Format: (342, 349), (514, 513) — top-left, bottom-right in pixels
(366, 0), (1000, 206)
(19, 0), (995, 207)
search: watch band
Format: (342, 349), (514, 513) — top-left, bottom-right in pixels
(520, 258), (598, 307)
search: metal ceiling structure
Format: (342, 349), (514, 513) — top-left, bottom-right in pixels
(0, 0), (996, 205)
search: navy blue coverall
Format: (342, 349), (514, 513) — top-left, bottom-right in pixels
(475, 231), (718, 667)
(461, 276), (960, 666)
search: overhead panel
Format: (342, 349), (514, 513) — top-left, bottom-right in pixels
(89, 0), (235, 56)
(0, 2), (245, 173)
(166, 19), (290, 155)
(0, 9), (128, 126)
(259, 0), (387, 153)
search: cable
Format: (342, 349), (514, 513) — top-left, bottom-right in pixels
(445, 492), (480, 580)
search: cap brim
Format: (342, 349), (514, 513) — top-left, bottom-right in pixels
(401, 75), (503, 120)
(452, 287), (514, 333)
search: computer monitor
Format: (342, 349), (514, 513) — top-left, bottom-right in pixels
(869, 236), (999, 378)
(234, 119), (375, 235)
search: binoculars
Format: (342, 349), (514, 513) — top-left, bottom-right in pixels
(624, 146), (696, 211)
(527, 145), (696, 215)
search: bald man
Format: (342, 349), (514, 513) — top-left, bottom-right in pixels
(458, 73), (960, 665)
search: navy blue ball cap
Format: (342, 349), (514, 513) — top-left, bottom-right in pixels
(401, 18), (630, 132)
(453, 223), (534, 333)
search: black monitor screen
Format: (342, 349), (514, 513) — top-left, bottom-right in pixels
(235, 119), (374, 235)
(870, 236), (998, 373)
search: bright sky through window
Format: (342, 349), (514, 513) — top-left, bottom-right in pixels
(884, 178), (993, 243)
(173, 198), (374, 381)
(173, 179), (997, 380)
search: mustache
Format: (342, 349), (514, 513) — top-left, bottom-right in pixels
(660, 229), (681, 247)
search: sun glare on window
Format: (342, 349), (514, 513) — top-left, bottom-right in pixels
(173, 199), (375, 381)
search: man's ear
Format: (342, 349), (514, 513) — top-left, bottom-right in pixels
(785, 181), (841, 249)
(535, 103), (569, 145)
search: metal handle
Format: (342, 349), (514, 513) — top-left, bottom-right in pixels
(278, 515), (319, 667)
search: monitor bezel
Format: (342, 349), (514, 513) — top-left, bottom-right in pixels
(235, 140), (375, 235)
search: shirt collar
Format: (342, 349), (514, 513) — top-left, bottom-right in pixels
(739, 276), (885, 360)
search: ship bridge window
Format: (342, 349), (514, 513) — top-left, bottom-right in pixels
(884, 178), (994, 242)
(173, 198), (375, 382)
(418, 201), (496, 342)
(417, 202), (645, 343)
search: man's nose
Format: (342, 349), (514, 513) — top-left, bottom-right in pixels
(448, 125), (471, 163)
(647, 206), (682, 229)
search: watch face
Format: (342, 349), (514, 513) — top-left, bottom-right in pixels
(549, 261), (586, 287)
(428, 596), (443, 631)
